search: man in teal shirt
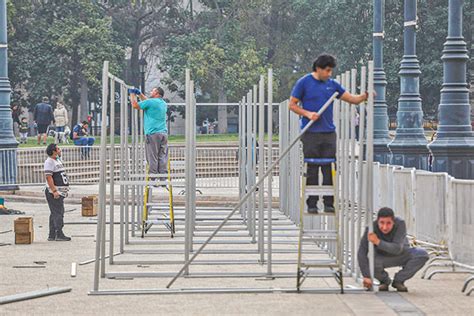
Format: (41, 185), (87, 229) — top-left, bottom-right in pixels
(130, 87), (168, 181)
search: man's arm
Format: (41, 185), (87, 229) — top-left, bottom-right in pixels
(45, 174), (60, 199)
(340, 91), (368, 105)
(357, 227), (371, 278)
(376, 220), (407, 256)
(131, 93), (147, 110)
(288, 97), (319, 121)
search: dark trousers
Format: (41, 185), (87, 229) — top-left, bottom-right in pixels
(375, 247), (429, 284)
(45, 190), (65, 236)
(301, 132), (337, 207)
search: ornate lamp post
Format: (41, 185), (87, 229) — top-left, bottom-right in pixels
(0, 0), (18, 190)
(429, 0), (474, 179)
(388, 0), (429, 169)
(372, 0), (391, 163)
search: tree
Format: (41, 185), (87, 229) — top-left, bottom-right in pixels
(48, 1), (124, 123)
(160, 1), (268, 132)
(8, 0), (124, 124)
(99, 0), (186, 88)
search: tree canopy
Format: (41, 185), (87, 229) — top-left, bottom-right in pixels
(6, 0), (472, 130)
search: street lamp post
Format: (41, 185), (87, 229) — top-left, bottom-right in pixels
(372, 0), (392, 163)
(429, 0), (474, 179)
(388, 0), (429, 169)
(0, 0), (19, 190)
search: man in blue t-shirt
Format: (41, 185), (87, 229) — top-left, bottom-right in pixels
(72, 121), (95, 159)
(130, 87), (168, 181)
(290, 54), (368, 214)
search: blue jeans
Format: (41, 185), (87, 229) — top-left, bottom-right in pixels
(74, 137), (95, 157)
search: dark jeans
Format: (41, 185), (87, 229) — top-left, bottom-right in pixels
(45, 190), (65, 236)
(301, 132), (337, 208)
(375, 247), (429, 284)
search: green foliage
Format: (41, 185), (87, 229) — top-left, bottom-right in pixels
(223, 41), (268, 101)
(7, 0), (471, 125)
(7, 0), (124, 122)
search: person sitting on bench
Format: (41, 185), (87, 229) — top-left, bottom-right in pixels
(72, 121), (95, 158)
(358, 207), (429, 292)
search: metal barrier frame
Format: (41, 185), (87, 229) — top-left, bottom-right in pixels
(90, 61), (375, 295)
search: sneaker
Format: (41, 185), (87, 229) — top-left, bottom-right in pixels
(47, 236), (56, 241)
(324, 205), (335, 213)
(56, 234), (72, 241)
(392, 281), (408, 292)
(307, 207), (319, 214)
(378, 283), (389, 291)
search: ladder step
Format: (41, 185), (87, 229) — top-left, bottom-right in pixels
(301, 262), (340, 268)
(303, 229), (338, 236)
(300, 259), (338, 266)
(304, 211), (336, 216)
(146, 219), (171, 225)
(302, 237), (337, 242)
(304, 185), (335, 196)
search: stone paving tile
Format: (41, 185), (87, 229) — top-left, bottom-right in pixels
(0, 201), (472, 315)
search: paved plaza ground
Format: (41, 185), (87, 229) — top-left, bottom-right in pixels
(0, 191), (472, 315)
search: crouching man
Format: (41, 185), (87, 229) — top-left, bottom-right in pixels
(358, 207), (429, 292)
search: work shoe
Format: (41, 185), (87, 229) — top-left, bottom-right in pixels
(56, 233), (72, 241)
(307, 207), (319, 214)
(378, 283), (389, 291)
(392, 281), (408, 292)
(324, 205), (335, 213)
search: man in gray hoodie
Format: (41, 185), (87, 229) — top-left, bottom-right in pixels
(358, 207), (429, 292)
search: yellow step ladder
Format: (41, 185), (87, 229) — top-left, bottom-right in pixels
(141, 159), (175, 238)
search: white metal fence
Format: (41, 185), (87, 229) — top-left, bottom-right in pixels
(373, 163), (474, 294)
(0, 145), (280, 188)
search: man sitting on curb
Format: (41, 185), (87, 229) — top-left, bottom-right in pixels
(72, 121), (95, 158)
(358, 207), (429, 292)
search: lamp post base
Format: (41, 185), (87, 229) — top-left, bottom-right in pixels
(374, 139), (392, 164)
(388, 139), (429, 170)
(429, 137), (474, 179)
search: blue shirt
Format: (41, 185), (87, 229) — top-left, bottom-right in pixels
(73, 124), (87, 138)
(291, 74), (346, 133)
(139, 98), (168, 135)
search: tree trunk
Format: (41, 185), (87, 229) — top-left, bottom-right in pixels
(70, 72), (80, 126)
(128, 19), (143, 89)
(130, 41), (141, 88)
(267, 0), (283, 62)
(79, 75), (88, 124)
(217, 83), (227, 134)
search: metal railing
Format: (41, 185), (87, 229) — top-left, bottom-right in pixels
(0, 145), (280, 188)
